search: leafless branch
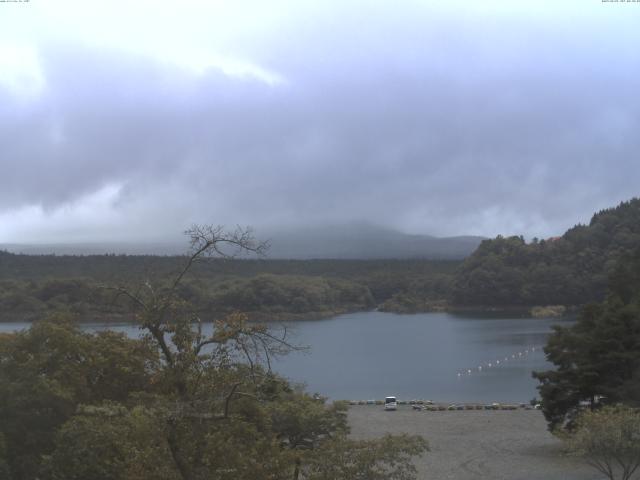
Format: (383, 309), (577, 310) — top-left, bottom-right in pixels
(101, 285), (148, 310)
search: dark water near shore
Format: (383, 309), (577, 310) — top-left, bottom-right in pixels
(0, 311), (570, 403)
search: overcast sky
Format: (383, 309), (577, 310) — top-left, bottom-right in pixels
(0, 0), (639, 244)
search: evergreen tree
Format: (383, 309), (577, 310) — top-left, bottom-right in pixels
(533, 248), (640, 430)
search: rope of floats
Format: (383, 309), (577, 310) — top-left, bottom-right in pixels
(343, 346), (545, 409)
(456, 345), (541, 378)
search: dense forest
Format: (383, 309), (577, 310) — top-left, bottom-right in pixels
(0, 253), (458, 322)
(1, 198), (639, 322)
(452, 198), (640, 307)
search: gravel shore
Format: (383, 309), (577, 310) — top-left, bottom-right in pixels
(348, 406), (602, 480)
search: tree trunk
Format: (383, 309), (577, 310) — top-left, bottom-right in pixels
(167, 423), (193, 480)
(292, 456), (301, 480)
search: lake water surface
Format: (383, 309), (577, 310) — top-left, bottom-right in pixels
(1, 311), (570, 403)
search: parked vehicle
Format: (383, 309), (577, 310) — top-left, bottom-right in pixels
(384, 396), (398, 411)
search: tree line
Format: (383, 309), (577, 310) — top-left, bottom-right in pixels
(1, 197), (639, 323)
(0, 253), (458, 322)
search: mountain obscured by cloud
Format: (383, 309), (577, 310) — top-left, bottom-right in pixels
(1, 223), (484, 259)
(1, 1), (639, 244)
(265, 223), (484, 259)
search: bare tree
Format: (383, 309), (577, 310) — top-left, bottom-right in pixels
(109, 225), (284, 368)
(106, 225), (297, 480)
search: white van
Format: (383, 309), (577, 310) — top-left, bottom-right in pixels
(384, 396), (397, 411)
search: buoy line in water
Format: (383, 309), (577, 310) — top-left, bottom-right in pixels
(456, 346), (541, 379)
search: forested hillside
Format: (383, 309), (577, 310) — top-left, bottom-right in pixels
(452, 198), (640, 307)
(0, 253), (458, 322)
(2, 198), (638, 320)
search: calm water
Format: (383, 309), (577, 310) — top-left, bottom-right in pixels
(0, 311), (570, 403)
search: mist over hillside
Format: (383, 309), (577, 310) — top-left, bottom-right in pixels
(264, 224), (484, 259)
(1, 223), (484, 260)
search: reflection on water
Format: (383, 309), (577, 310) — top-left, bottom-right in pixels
(0, 311), (572, 403)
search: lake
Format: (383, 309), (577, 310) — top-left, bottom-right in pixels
(0, 311), (570, 403)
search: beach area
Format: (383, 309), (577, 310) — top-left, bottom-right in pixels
(348, 406), (602, 480)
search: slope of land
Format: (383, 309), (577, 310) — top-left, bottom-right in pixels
(265, 223), (483, 259)
(452, 198), (640, 307)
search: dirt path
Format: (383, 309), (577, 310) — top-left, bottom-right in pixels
(348, 406), (602, 480)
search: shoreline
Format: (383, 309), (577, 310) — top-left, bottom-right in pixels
(0, 305), (577, 324)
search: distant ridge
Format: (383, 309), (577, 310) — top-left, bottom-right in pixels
(0, 242), (185, 257)
(1, 223), (484, 260)
(264, 223), (484, 259)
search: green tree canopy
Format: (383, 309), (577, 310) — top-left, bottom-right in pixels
(0, 226), (427, 480)
(453, 198), (640, 307)
(0, 315), (155, 479)
(564, 405), (640, 480)
(533, 248), (640, 430)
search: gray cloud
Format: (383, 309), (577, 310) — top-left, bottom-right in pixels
(1, 1), (639, 243)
